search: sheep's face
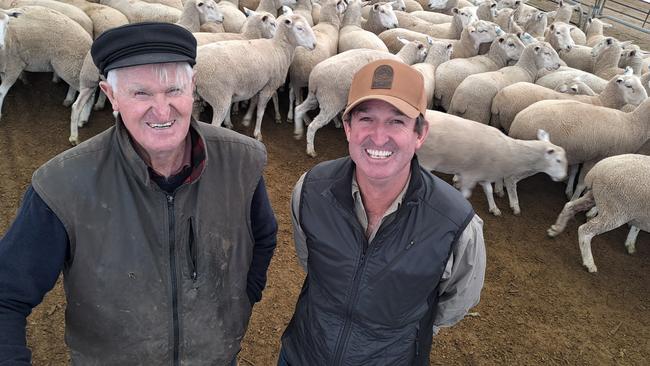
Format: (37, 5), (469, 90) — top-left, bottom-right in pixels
(469, 20), (501, 44)
(390, 0), (406, 12)
(282, 15), (317, 50)
(257, 13), (278, 39)
(547, 23), (574, 52)
(198, 0), (224, 24)
(532, 43), (561, 71)
(372, 3), (398, 29)
(496, 34), (525, 63)
(538, 138), (568, 182)
(428, 0), (448, 10)
(100, 63), (195, 160)
(618, 46), (641, 69)
(344, 100), (428, 187)
(425, 40), (453, 64)
(555, 80), (594, 95)
(454, 6), (478, 28)
(496, 0), (516, 10)
(616, 74), (648, 106)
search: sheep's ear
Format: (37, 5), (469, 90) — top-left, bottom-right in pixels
(427, 36), (434, 45)
(616, 77), (623, 84)
(498, 36), (505, 43)
(624, 66), (633, 75)
(558, 0), (563, 6)
(452, 7), (460, 15)
(397, 36), (409, 45)
(262, 14), (269, 21)
(629, 49), (637, 57)
(537, 129), (550, 142)
(5, 10), (20, 17)
(336, 0), (347, 13)
(243, 7), (254, 16)
(549, 23), (555, 30)
(373, 3), (380, 10)
(446, 43), (453, 50)
(606, 38), (613, 45)
(196, 0), (204, 7)
(282, 6), (293, 15)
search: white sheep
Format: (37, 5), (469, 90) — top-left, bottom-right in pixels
(508, 92), (650, 201)
(418, 110), (567, 216)
(361, 2), (398, 35)
(256, 0), (296, 16)
(547, 154), (650, 273)
(476, 0), (497, 22)
(101, 0), (182, 23)
(292, 0), (314, 25)
(141, 0), (183, 9)
(287, 0), (346, 123)
(547, 0), (585, 45)
(176, 0), (224, 32)
(433, 32), (525, 111)
(412, 39), (453, 108)
(491, 70), (648, 133)
(193, 8), (276, 45)
(402, 0), (423, 12)
(619, 44), (647, 76)
(337, 0), (389, 53)
(0, 6), (92, 120)
(0, 0), (94, 36)
(215, 0), (248, 33)
(360, 0), (405, 19)
(535, 67), (608, 93)
(408, 10), (452, 24)
(448, 41), (562, 124)
(426, 0), (474, 15)
(293, 39), (428, 156)
(58, 0), (129, 38)
(404, 6), (477, 39)
(520, 9), (546, 38)
(585, 17), (611, 47)
(194, 14), (316, 141)
(554, 77), (597, 95)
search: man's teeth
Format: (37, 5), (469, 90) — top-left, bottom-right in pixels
(366, 149), (393, 159)
(147, 121), (174, 129)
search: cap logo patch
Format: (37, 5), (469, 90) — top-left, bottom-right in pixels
(371, 65), (394, 89)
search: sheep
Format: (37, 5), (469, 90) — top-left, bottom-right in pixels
(476, 0), (497, 22)
(547, 0), (585, 44)
(619, 44), (647, 76)
(508, 91), (650, 202)
(642, 71), (650, 95)
(0, 6), (92, 120)
(175, 0), (224, 32)
(69, 50), (102, 145)
(492, 8), (522, 34)
(554, 77), (596, 95)
(448, 42), (561, 124)
(434, 32), (525, 111)
(544, 22), (575, 53)
(193, 9), (276, 45)
(491, 70), (648, 133)
(100, 0), (183, 23)
(585, 18), (611, 47)
(293, 39), (428, 156)
(360, 0), (405, 19)
(419, 111), (567, 216)
(337, 0), (389, 53)
(426, 0), (474, 15)
(412, 40), (453, 108)
(214, 0), (248, 33)
(521, 9), (546, 38)
(535, 68), (608, 93)
(194, 14), (316, 141)
(408, 10), (452, 24)
(407, 6), (477, 39)
(58, 0), (129, 38)
(0, 0), (94, 36)
(292, 0), (314, 25)
(141, 0), (183, 9)
(402, 0), (423, 12)
(362, 2), (398, 35)
(287, 0), (346, 123)
(547, 154), (650, 273)
(256, 0), (296, 16)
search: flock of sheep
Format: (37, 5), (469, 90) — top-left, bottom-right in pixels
(0, 0), (648, 272)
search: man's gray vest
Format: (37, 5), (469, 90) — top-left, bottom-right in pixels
(31, 119), (266, 365)
(282, 157), (474, 366)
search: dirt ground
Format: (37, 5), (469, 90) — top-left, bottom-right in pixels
(1, 62), (649, 366)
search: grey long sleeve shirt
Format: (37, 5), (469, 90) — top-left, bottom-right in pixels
(290, 172), (486, 333)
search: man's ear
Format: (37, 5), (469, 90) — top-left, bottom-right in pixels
(99, 81), (118, 112)
(415, 118), (429, 149)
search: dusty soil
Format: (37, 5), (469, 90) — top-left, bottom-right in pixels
(1, 74), (649, 364)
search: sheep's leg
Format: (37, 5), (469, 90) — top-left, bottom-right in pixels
(79, 88), (95, 127)
(0, 71), (21, 120)
(624, 225), (640, 255)
(52, 72), (61, 83)
(224, 105), (233, 129)
(305, 105), (341, 157)
(242, 96), (257, 127)
(18, 72), (28, 85)
(232, 102), (239, 115)
(69, 87), (95, 145)
(565, 164), (579, 199)
(547, 190), (595, 237)
(333, 114), (342, 128)
(578, 211), (626, 273)
(504, 172), (535, 215)
(585, 206), (598, 219)
(94, 90), (107, 110)
(570, 161), (595, 201)
(479, 181), (501, 216)
(458, 178), (478, 199)
(63, 86), (78, 107)
(253, 89), (274, 141)
(208, 98), (232, 128)
(288, 85), (296, 122)
(272, 92), (281, 124)
(294, 92), (318, 139)
(494, 178), (505, 198)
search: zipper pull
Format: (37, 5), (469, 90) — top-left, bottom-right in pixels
(406, 240), (416, 250)
(167, 195), (174, 204)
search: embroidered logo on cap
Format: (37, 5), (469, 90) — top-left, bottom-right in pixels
(371, 65), (394, 89)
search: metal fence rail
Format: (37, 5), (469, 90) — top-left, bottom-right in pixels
(592, 0), (650, 33)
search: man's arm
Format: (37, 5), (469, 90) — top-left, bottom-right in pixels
(290, 173), (308, 272)
(433, 214), (486, 333)
(0, 186), (68, 364)
(246, 177), (278, 305)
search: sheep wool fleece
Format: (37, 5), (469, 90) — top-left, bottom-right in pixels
(30, 119), (266, 365)
(282, 156), (474, 365)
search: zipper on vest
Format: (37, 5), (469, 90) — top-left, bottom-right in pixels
(187, 217), (197, 282)
(167, 194), (181, 366)
(331, 241), (370, 365)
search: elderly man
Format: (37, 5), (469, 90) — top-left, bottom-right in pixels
(0, 23), (277, 365)
(279, 60), (486, 365)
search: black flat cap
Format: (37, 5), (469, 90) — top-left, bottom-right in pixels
(91, 22), (197, 77)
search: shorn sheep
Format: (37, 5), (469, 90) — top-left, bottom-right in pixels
(412, 40), (453, 108)
(547, 154), (650, 273)
(418, 110), (567, 216)
(193, 9), (277, 45)
(293, 39), (428, 156)
(491, 69), (648, 132)
(508, 92), (650, 202)
(448, 42), (562, 124)
(337, 0), (389, 53)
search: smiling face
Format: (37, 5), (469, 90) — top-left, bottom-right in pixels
(344, 99), (429, 187)
(100, 62), (195, 161)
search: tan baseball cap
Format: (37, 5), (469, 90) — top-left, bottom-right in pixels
(343, 59), (427, 119)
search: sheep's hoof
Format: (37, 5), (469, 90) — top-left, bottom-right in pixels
(306, 149), (317, 158)
(489, 208), (502, 216)
(242, 118), (251, 127)
(69, 136), (79, 146)
(254, 133), (263, 142)
(547, 226), (560, 238)
(287, 117), (294, 123)
(626, 246), (636, 255)
(275, 117), (282, 124)
(511, 207), (521, 216)
(583, 262), (597, 273)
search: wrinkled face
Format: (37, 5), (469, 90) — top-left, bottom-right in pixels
(198, 0), (223, 24)
(345, 100), (428, 185)
(100, 63), (195, 159)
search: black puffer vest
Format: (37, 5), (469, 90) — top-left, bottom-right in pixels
(32, 119), (266, 365)
(282, 156), (474, 366)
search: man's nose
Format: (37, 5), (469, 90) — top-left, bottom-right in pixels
(150, 93), (172, 120)
(369, 122), (390, 146)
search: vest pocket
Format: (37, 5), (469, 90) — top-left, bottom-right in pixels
(186, 217), (198, 282)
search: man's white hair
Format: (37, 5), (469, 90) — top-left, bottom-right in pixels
(105, 62), (193, 92)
